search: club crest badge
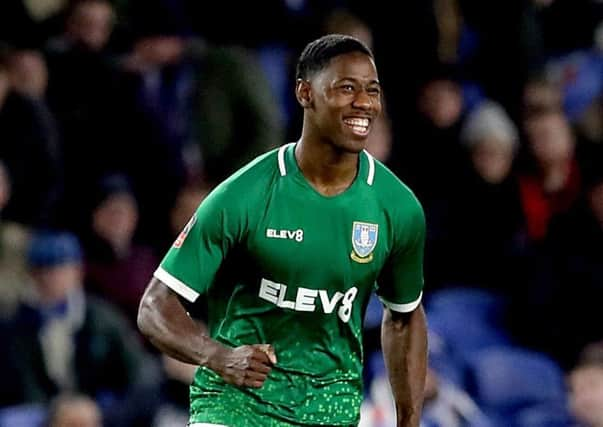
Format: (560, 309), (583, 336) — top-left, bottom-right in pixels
(351, 221), (378, 263)
(173, 213), (197, 248)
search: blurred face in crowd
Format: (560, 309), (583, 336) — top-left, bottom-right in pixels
(170, 186), (208, 237)
(589, 182), (603, 227)
(298, 51), (382, 154)
(66, 0), (114, 51)
(133, 36), (185, 67)
(8, 50), (48, 98)
(471, 137), (515, 184)
(522, 80), (562, 120)
(31, 263), (83, 305)
(419, 79), (463, 129)
(50, 397), (102, 427)
(525, 111), (575, 167)
(92, 193), (138, 251)
(569, 365), (603, 427)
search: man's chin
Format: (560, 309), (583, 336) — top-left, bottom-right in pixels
(333, 135), (369, 154)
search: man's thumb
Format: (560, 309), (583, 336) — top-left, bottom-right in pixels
(257, 344), (277, 364)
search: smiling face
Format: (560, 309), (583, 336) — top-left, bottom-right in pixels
(297, 51), (382, 154)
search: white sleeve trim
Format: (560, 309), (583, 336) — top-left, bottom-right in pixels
(379, 291), (422, 313)
(154, 267), (200, 302)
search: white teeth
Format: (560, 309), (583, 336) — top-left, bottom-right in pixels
(344, 118), (369, 127)
(351, 126), (368, 134)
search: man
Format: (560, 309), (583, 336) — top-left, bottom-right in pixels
(138, 34), (427, 426)
(0, 231), (158, 426)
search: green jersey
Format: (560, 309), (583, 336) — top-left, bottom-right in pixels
(155, 143), (425, 426)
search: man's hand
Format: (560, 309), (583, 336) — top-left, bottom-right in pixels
(209, 344), (277, 388)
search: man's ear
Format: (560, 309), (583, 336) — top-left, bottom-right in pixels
(295, 78), (313, 108)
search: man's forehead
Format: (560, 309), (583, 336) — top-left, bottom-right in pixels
(317, 53), (379, 83)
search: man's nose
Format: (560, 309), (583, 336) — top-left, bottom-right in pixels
(353, 90), (375, 110)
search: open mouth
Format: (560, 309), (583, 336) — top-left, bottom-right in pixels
(343, 117), (370, 136)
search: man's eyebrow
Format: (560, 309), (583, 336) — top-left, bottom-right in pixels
(335, 77), (381, 86)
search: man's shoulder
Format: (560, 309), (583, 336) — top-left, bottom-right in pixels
(369, 154), (423, 210)
(203, 147), (282, 209)
(219, 147), (280, 189)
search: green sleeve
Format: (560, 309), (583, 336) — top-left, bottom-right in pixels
(376, 198), (426, 312)
(154, 185), (244, 302)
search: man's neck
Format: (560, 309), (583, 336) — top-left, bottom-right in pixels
(295, 137), (359, 196)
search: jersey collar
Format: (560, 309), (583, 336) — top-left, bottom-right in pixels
(277, 142), (375, 187)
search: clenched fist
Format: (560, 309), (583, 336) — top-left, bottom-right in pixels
(209, 344), (277, 388)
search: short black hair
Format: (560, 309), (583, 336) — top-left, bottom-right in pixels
(295, 34), (373, 80)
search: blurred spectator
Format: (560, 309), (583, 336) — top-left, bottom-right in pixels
(460, 101), (519, 186)
(421, 366), (492, 427)
(0, 161), (31, 319)
(151, 356), (195, 427)
(360, 356), (490, 427)
(169, 184), (209, 239)
(0, 231), (155, 426)
(8, 49), (49, 98)
(118, 29), (195, 249)
(519, 109), (581, 242)
(456, 0), (547, 120)
(188, 44), (284, 184)
(47, 393), (102, 427)
(0, 45), (62, 227)
(526, 157), (603, 368)
(323, 9), (373, 50)
(63, 0), (114, 52)
(403, 70), (466, 195)
(44, 0), (131, 233)
(118, 27), (282, 248)
(568, 341), (603, 427)
(545, 50), (603, 175)
(429, 100), (525, 293)
(392, 68), (467, 248)
(521, 76), (563, 122)
(83, 174), (158, 326)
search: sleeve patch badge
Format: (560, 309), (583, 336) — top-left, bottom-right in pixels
(173, 213), (197, 248)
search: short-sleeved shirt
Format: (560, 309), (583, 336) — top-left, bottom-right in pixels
(155, 143), (425, 426)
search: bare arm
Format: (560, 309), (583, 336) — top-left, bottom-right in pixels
(137, 277), (276, 387)
(381, 304), (428, 427)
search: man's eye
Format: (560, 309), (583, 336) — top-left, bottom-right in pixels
(341, 85), (355, 92)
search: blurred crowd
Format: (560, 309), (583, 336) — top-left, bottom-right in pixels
(0, 0), (601, 426)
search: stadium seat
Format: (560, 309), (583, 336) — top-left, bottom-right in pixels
(514, 403), (573, 427)
(0, 404), (46, 427)
(428, 329), (467, 387)
(426, 287), (507, 326)
(363, 293), (384, 330)
(425, 287), (511, 357)
(466, 346), (568, 416)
